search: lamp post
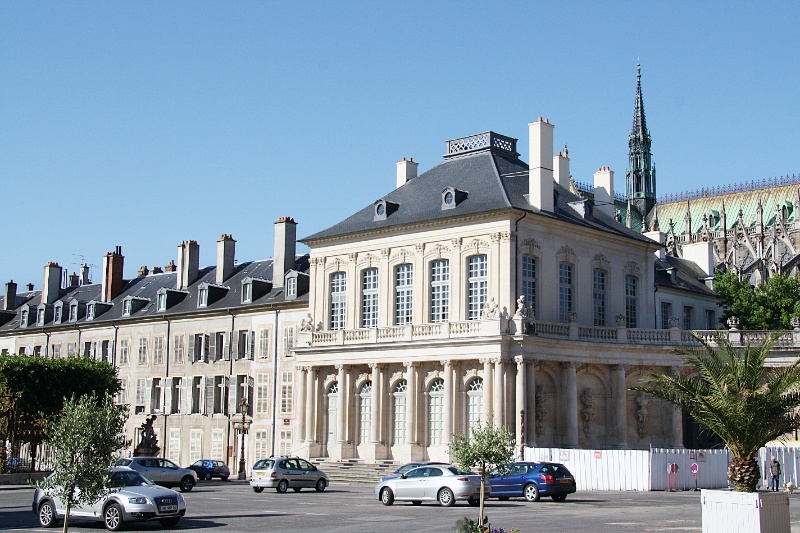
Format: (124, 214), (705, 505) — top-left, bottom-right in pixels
(233, 397), (251, 481)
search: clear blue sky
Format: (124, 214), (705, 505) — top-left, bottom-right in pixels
(2, 2), (799, 288)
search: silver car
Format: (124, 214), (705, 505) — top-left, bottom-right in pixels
(115, 457), (197, 492)
(250, 457), (328, 493)
(374, 465), (486, 507)
(32, 467), (186, 531)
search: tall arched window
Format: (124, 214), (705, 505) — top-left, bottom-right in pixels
(625, 275), (638, 328)
(359, 381), (372, 444)
(395, 264), (413, 325)
(330, 272), (346, 330)
(428, 379), (444, 446)
(392, 380), (407, 445)
(521, 255), (537, 318)
(467, 255), (488, 320)
(558, 262), (573, 322)
(592, 269), (606, 326)
(361, 268), (379, 328)
(430, 259), (449, 323)
(466, 378), (484, 440)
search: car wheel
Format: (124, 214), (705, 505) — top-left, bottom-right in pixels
(253, 486), (264, 493)
(277, 479), (289, 493)
(315, 478), (327, 492)
(293, 487), (301, 492)
(205, 473), (213, 481)
(38, 500), (59, 528)
(159, 517), (181, 527)
(180, 475), (195, 492)
(468, 496), (480, 507)
(411, 500), (422, 506)
(221, 476), (229, 482)
(552, 494), (567, 502)
(103, 503), (124, 531)
(524, 483), (540, 502)
(438, 487), (455, 507)
(380, 487), (394, 506)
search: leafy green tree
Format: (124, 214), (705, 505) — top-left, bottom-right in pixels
(632, 332), (800, 492)
(714, 271), (800, 330)
(449, 417), (515, 527)
(36, 393), (128, 533)
(0, 355), (120, 471)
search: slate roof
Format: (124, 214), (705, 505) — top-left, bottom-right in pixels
(0, 255), (309, 333)
(655, 256), (716, 297)
(302, 140), (655, 246)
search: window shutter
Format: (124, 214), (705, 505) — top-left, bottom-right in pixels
(248, 376), (255, 416)
(204, 377), (214, 415)
(203, 334), (210, 363)
(163, 382), (172, 415)
(249, 331), (255, 360)
(188, 335), (195, 364)
(181, 380), (190, 414)
(199, 377), (207, 414)
(145, 378), (153, 414)
(228, 377), (237, 415)
(209, 333), (216, 361)
(232, 330), (240, 359)
(222, 332), (230, 361)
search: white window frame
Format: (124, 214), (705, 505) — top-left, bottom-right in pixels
(258, 329), (270, 359)
(521, 255), (537, 318)
(361, 268), (379, 328)
(392, 380), (407, 445)
(280, 371), (293, 415)
(330, 272), (346, 330)
(138, 338), (148, 365)
(626, 275), (638, 328)
(428, 379), (444, 446)
(558, 262), (573, 322)
(358, 381), (372, 445)
(467, 255), (487, 320)
(430, 259), (449, 323)
(394, 264), (413, 325)
(593, 269), (606, 327)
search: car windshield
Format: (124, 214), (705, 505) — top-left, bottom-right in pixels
(253, 459), (274, 470)
(109, 471), (153, 488)
(115, 458), (132, 466)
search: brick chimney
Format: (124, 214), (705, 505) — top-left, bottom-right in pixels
(152, 266), (163, 274)
(273, 217), (297, 287)
(216, 234), (236, 284)
(593, 167), (615, 219)
(177, 240), (199, 290)
(396, 157), (418, 188)
(164, 260), (177, 273)
(528, 117), (555, 212)
(42, 262), (62, 304)
(3, 281), (16, 311)
(138, 266), (150, 276)
(79, 263), (90, 285)
(101, 246), (125, 303)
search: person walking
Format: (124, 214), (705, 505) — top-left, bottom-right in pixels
(770, 458), (782, 491)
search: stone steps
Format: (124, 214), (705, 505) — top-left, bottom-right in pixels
(311, 459), (399, 485)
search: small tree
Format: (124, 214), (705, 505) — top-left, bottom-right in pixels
(37, 393), (129, 533)
(449, 417), (515, 528)
(632, 332), (800, 492)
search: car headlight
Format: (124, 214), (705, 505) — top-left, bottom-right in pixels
(176, 494), (185, 504)
(128, 497), (148, 505)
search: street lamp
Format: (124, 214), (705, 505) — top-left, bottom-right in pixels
(232, 397), (251, 481)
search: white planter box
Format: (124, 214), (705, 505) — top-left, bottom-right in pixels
(701, 489), (790, 533)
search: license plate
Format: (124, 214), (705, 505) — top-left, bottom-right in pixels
(559, 478), (572, 484)
(159, 505), (178, 512)
(256, 472), (265, 477)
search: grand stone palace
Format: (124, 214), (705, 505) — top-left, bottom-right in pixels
(2, 69), (799, 471)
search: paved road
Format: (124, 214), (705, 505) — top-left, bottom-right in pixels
(5, 480), (800, 532)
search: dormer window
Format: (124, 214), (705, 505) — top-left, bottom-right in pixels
(20, 309), (28, 328)
(157, 292), (167, 312)
(198, 287), (208, 308)
(36, 307), (45, 326)
(373, 199), (399, 221)
(122, 296), (149, 316)
(242, 281), (252, 303)
(86, 303), (95, 321)
(69, 303), (78, 322)
(123, 299), (131, 316)
(54, 304), (62, 324)
(156, 288), (188, 312)
(287, 277), (297, 299)
(283, 271), (307, 301)
(441, 187), (468, 210)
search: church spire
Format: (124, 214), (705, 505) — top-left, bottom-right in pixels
(626, 63), (657, 220)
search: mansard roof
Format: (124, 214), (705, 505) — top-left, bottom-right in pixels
(655, 256), (716, 297)
(303, 140), (654, 246)
(0, 255), (309, 332)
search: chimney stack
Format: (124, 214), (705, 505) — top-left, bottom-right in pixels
(138, 266), (150, 277)
(553, 149), (570, 190)
(528, 117), (555, 212)
(177, 240), (199, 290)
(68, 272), (79, 287)
(396, 157), (418, 188)
(42, 262), (63, 304)
(593, 167), (615, 219)
(216, 234), (236, 284)
(101, 246), (125, 303)
(3, 281), (16, 311)
(152, 266), (163, 274)
(164, 260), (177, 273)
(273, 217), (297, 287)
(79, 263), (90, 285)
(26, 283), (34, 291)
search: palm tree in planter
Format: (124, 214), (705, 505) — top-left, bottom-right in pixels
(632, 332), (800, 492)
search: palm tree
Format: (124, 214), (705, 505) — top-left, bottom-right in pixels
(632, 332), (800, 492)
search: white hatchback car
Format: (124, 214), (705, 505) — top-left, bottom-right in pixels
(250, 457), (328, 493)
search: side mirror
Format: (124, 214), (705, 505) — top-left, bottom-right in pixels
(400, 474), (407, 479)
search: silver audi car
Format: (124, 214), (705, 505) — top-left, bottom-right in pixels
(32, 467), (186, 531)
(374, 464), (487, 507)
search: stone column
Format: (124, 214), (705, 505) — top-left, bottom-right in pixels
(442, 360), (452, 446)
(305, 366), (317, 443)
(336, 364), (347, 445)
(611, 364), (628, 448)
(370, 363), (381, 444)
(296, 366), (307, 443)
(527, 360), (537, 446)
(515, 356), (527, 450)
(669, 366), (684, 448)
(482, 359), (493, 423)
(405, 362), (418, 445)
(493, 358), (504, 425)
(563, 362), (579, 448)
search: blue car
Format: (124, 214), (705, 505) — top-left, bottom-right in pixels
(187, 459), (230, 481)
(489, 462), (576, 502)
